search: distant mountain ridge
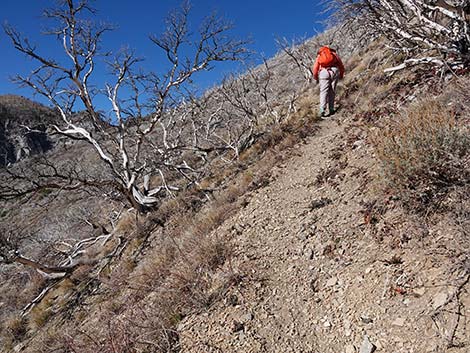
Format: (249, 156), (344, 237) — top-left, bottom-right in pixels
(0, 95), (58, 166)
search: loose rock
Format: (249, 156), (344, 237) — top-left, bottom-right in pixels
(412, 287), (426, 297)
(360, 315), (373, 324)
(392, 317), (405, 327)
(360, 335), (376, 353)
(432, 292), (448, 310)
(232, 321), (244, 333)
(240, 312), (254, 323)
(309, 197), (332, 210)
(326, 277), (338, 287)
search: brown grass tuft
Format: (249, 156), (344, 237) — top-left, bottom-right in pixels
(29, 299), (53, 330)
(3, 315), (28, 345)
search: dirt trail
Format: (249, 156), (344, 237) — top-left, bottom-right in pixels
(178, 114), (469, 353)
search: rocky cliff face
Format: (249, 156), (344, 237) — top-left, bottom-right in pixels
(0, 95), (57, 166)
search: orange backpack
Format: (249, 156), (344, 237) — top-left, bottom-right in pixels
(317, 46), (336, 67)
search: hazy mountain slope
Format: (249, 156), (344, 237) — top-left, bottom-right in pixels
(0, 95), (58, 166)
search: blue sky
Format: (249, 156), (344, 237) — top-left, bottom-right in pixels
(0, 0), (328, 109)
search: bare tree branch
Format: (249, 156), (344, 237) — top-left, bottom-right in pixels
(3, 0), (249, 213)
(328, 0), (470, 71)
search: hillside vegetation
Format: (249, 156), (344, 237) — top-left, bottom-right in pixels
(1, 1), (470, 352)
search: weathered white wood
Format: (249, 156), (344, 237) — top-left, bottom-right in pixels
(384, 57), (445, 72)
(331, 0), (469, 71)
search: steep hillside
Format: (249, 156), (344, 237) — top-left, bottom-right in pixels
(176, 45), (470, 352)
(1, 32), (469, 353)
(0, 30), (326, 352)
(178, 92), (470, 353)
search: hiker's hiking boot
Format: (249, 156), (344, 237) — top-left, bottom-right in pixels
(318, 106), (339, 119)
(330, 105), (342, 115)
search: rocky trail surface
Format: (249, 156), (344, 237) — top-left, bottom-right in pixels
(178, 112), (470, 353)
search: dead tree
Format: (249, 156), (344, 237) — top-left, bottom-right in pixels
(0, 209), (117, 279)
(329, 0), (470, 71)
(192, 59), (300, 160)
(0, 221), (123, 317)
(0, 229), (76, 279)
(276, 37), (317, 82)
(3, 0), (247, 213)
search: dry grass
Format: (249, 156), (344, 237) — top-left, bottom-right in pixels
(373, 98), (470, 210)
(114, 210), (137, 234)
(21, 36), (469, 352)
(29, 298), (53, 330)
(40, 92), (323, 353)
(56, 192), (238, 352)
(1, 315), (27, 350)
(338, 38), (441, 126)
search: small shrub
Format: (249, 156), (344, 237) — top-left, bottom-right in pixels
(374, 99), (470, 210)
(0, 208), (9, 218)
(114, 211), (136, 234)
(4, 315), (28, 341)
(38, 188), (53, 198)
(315, 166), (340, 186)
(29, 298), (53, 330)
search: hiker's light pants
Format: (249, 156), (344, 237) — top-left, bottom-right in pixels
(319, 67), (339, 113)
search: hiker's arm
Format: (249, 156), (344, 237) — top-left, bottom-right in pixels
(337, 55), (345, 79)
(312, 58), (320, 81)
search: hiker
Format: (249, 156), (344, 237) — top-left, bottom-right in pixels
(312, 46), (345, 118)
